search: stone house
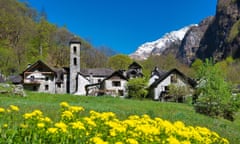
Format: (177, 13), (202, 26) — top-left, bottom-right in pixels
(86, 62), (144, 96)
(149, 68), (196, 101)
(99, 70), (128, 96)
(22, 60), (68, 94)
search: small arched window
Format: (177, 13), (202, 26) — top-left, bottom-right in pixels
(73, 46), (77, 54)
(73, 57), (77, 65)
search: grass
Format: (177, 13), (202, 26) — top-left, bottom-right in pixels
(0, 92), (240, 143)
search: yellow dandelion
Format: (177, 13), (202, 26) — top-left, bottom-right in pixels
(47, 127), (58, 134)
(61, 110), (73, 119)
(83, 117), (97, 127)
(23, 113), (33, 119)
(55, 122), (68, 132)
(69, 106), (84, 113)
(44, 117), (52, 123)
(9, 105), (19, 111)
(0, 107), (5, 113)
(70, 121), (85, 130)
(167, 136), (180, 144)
(91, 136), (108, 144)
(60, 101), (69, 108)
(110, 129), (116, 137)
(32, 110), (43, 116)
(37, 122), (45, 128)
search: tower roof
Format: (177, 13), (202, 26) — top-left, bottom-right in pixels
(69, 37), (81, 44)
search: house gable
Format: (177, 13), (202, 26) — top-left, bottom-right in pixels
(22, 60), (56, 74)
(128, 61), (142, 70)
(21, 60), (68, 94)
(149, 68), (196, 100)
(150, 68), (196, 89)
(104, 70), (128, 81)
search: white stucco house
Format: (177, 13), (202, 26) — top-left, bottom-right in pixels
(149, 68), (196, 101)
(99, 70), (128, 97)
(75, 68), (113, 95)
(22, 60), (68, 94)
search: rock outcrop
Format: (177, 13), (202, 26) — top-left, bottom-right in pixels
(197, 0), (240, 60)
(177, 16), (214, 64)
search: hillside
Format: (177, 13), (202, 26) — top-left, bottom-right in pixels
(0, 92), (239, 143)
(0, 0), (108, 76)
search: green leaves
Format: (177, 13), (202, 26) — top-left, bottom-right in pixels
(107, 54), (133, 70)
(127, 77), (148, 99)
(194, 59), (239, 121)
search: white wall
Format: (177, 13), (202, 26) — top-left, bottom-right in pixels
(74, 74), (90, 95)
(153, 73), (188, 100)
(148, 75), (159, 86)
(85, 76), (105, 84)
(24, 72), (56, 94)
(104, 79), (127, 96)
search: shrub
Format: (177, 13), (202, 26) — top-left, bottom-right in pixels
(168, 84), (192, 103)
(127, 77), (148, 99)
(194, 59), (240, 121)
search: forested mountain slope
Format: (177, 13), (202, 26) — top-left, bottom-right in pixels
(0, 0), (108, 76)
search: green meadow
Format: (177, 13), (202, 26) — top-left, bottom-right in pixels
(0, 92), (239, 143)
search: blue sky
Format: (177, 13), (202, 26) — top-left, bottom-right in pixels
(24, 0), (217, 54)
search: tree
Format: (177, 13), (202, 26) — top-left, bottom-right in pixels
(168, 84), (192, 103)
(107, 54), (133, 70)
(194, 59), (240, 121)
(127, 77), (148, 99)
(141, 54), (193, 78)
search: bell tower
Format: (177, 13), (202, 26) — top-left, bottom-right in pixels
(69, 37), (81, 94)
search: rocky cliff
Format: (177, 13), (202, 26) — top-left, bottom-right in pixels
(177, 16), (214, 64)
(197, 0), (240, 60)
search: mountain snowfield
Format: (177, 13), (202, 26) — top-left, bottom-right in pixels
(130, 24), (198, 60)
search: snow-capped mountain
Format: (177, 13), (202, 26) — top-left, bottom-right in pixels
(129, 24), (197, 60)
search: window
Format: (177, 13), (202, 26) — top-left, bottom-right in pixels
(170, 75), (177, 83)
(45, 76), (49, 81)
(73, 46), (77, 54)
(45, 85), (49, 91)
(30, 76), (35, 81)
(165, 86), (169, 92)
(98, 79), (101, 83)
(57, 83), (61, 88)
(73, 58), (77, 65)
(112, 81), (121, 87)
